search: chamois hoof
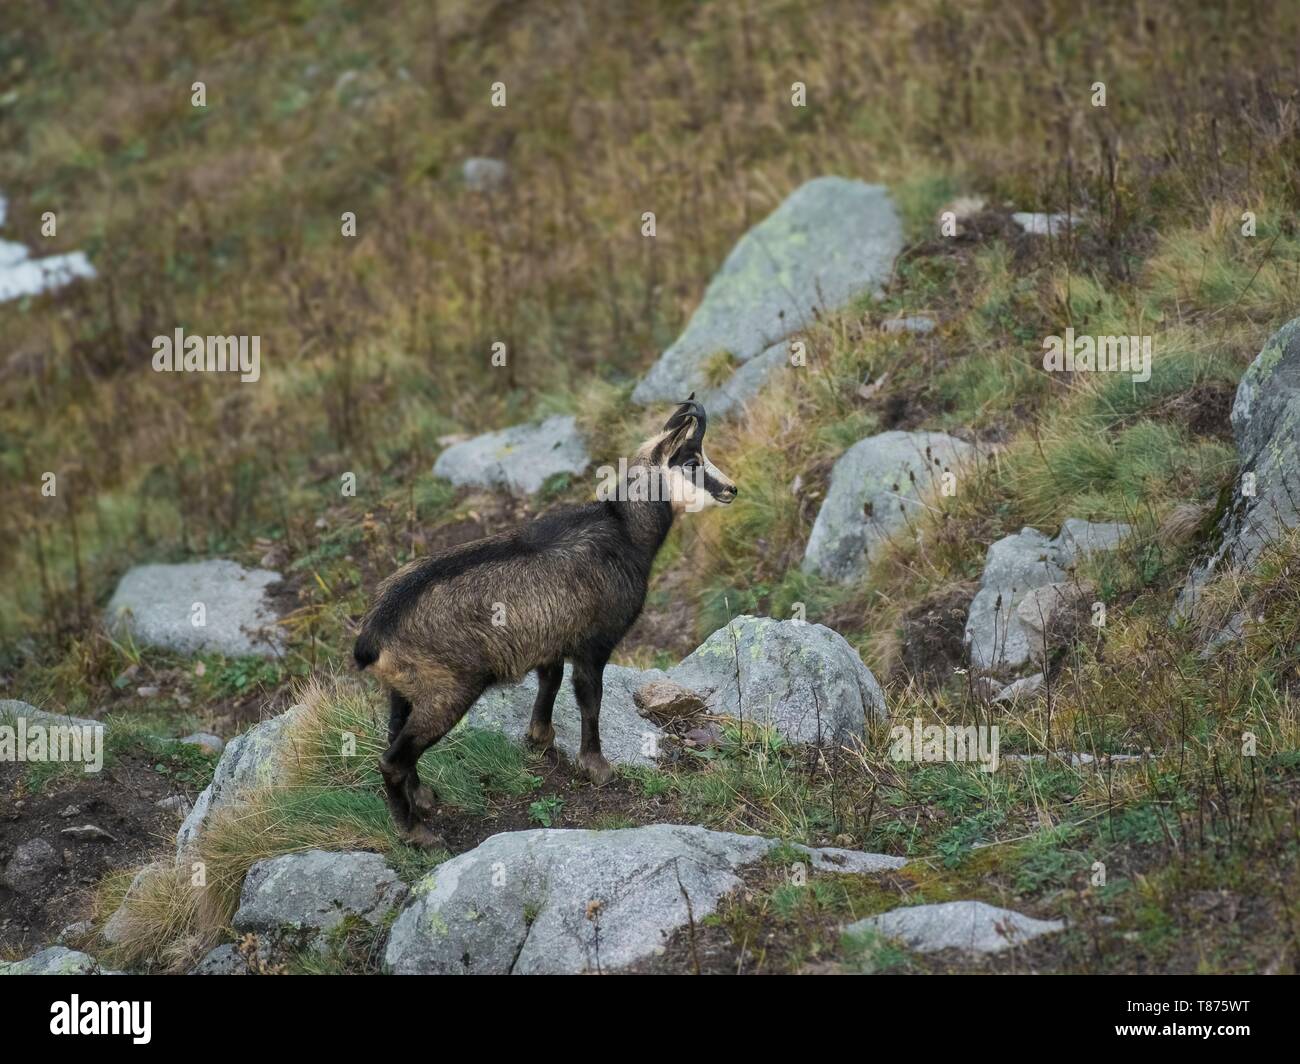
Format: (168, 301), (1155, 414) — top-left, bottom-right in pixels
(525, 723), (556, 752)
(401, 822), (447, 852)
(578, 752), (614, 787)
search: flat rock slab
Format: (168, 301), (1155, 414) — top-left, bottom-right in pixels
(633, 177), (903, 414)
(0, 946), (112, 975)
(846, 900), (1064, 955)
(234, 849), (407, 957)
(106, 560), (284, 658)
(1177, 315), (1300, 620)
(802, 430), (978, 584)
(0, 698), (103, 733)
(1011, 211), (1078, 236)
(668, 615), (885, 745)
(965, 519), (1130, 672)
(432, 414), (590, 496)
(385, 824), (902, 974)
(466, 663), (668, 767)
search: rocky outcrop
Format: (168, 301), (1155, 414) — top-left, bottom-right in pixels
(385, 824), (902, 974)
(632, 177), (903, 416)
(802, 430), (978, 584)
(432, 415), (590, 495)
(1177, 316), (1300, 619)
(175, 705), (307, 859)
(667, 616), (885, 744)
(106, 560), (284, 658)
(845, 900), (1064, 955)
(965, 520), (1129, 672)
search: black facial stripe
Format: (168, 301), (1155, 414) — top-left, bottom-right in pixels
(702, 469), (726, 495)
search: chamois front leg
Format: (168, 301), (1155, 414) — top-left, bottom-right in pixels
(571, 656), (614, 786)
(525, 661), (563, 752)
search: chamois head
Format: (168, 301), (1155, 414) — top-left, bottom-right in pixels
(636, 394), (738, 514)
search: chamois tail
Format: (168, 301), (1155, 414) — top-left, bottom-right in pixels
(353, 626), (381, 670)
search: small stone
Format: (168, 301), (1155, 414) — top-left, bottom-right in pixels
(846, 900), (1064, 955)
(135, 685), (160, 698)
(1, 838), (62, 893)
(461, 157), (508, 191)
(179, 732), (225, 755)
(632, 679), (707, 722)
(156, 794), (193, 817)
(62, 824), (117, 842)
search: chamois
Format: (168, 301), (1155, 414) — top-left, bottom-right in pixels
(354, 396), (737, 848)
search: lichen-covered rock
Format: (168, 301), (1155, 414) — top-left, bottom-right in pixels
(189, 943), (249, 975)
(632, 178), (903, 413)
(668, 616), (885, 745)
(385, 824), (902, 974)
(965, 521), (1129, 672)
(106, 560), (284, 658)
(175, 705), (307, 859)
(233, 850), (407, 958)
(1177, 316), (1300, 618)
(432, 415), (590, 496)
(802, 430), (978, 584)
(466, 663), (667, 766)
(0, 946), (110, 975)
(845, 900), (1064, 955)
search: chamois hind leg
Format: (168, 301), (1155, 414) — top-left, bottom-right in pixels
(571, 655), (614, 786)
(380, 683), (480, 850)
(525, 661), (563, 751)
(388, 689), (414, 744)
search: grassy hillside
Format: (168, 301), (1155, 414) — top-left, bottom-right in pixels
(3, 0), (1300, 973)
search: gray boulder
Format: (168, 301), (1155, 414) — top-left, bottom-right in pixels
(846, 900), (1064, 955)
(965, 520), (1130, 672)
(175, 705), (307, 860)
(432, 415), (590, 496)
(466, 663), (667, 767)
(106, 560), (284, 658)
(632, 177), (903, 413)
(802, 430), (978, 583)
(668, 616), (885, 745)
(1177, 317), (1300, 618)
(385, 824), (902, 974)
(233, 849), (407, 958)
(2, 838), (62, 893)
(0, 946), (109, 975)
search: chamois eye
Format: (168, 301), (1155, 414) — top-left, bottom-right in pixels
(680, 458), (698, 472)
